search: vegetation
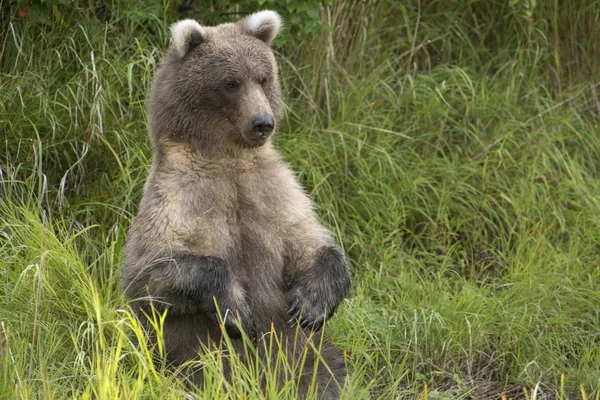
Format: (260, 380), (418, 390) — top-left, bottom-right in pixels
(1, 0), (600, 398)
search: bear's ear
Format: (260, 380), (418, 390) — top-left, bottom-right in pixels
(240, 10), (282, 46)
(170, 19), (207, 58)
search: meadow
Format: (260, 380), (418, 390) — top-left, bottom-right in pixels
(1, 1), (599, 398)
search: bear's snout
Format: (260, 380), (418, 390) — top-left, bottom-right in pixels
(250, 114), (275, 138)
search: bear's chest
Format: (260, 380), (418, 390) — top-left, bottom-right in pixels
(228, 176), (289, 317)
(231, 174), (287, 266)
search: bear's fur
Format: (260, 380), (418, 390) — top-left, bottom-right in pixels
(121, 11), (351, 398)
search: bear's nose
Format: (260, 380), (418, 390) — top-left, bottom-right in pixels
(251, 115), (275, 136)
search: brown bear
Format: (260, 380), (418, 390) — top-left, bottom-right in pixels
(121, 10), (351, 399)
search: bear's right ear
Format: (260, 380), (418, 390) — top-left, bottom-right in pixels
(170, 19), (207, 58)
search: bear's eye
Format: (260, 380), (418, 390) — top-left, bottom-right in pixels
(259, 77), (268, 86)
(225, 81), (238, 91)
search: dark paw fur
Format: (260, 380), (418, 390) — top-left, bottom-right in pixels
(164, 253), (255, 338)
(287, 247), (351, 330)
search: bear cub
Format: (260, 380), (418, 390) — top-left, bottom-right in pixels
(121, 10), (351, 399)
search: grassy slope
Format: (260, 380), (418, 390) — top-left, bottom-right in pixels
(1, 1), (600, 399)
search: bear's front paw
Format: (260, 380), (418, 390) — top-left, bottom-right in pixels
(287, 246), (351, 330)
(288, 286), (333, 330)
(178, 255), (255, 338)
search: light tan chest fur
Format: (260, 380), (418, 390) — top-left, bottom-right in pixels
(136, 145), (315, 269)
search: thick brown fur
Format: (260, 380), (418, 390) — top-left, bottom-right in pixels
(122, 11), (351, 399)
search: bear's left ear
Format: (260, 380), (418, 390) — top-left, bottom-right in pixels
(170, 19), (207, 58)
(240, 10), (282, 46)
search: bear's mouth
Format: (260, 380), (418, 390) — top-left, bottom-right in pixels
(242, 135), (269, 148)
(240, 131), (271, 148)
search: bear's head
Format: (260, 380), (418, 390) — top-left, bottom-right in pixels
(149, 11), (283, 154)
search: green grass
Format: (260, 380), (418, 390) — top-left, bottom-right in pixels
(1, 1), (600, 398)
